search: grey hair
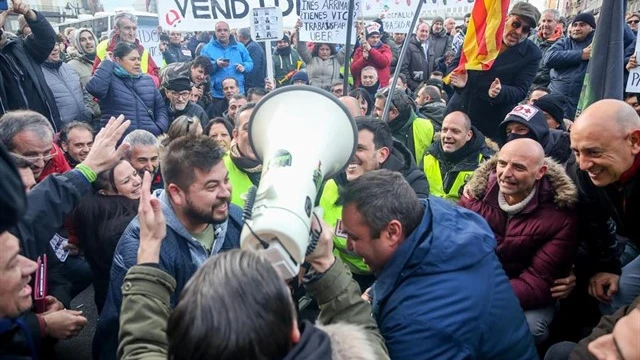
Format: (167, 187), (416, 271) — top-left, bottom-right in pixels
(237, 27), (251, 40)
(338, 169), (424, 238)
(362, 66), (378, 75)
(0, 111), (54, 151)
(114, 12), (137, 29)
(542, 9), (561, 22)
(122, 129), (159, 159)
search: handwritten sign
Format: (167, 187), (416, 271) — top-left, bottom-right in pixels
(298, 0), (361, 44)
(159, 0), (300, 31)
(137, 26), (164, 68)
(627, 35), (640, 93)
(251, 7), (283, 42)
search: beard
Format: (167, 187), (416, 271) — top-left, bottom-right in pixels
(184, 195), (228, 225)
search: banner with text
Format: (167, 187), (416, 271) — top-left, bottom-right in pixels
(299, 0), (361, 44)
(159, 0), (300, 31)
(138, 27), (164, 67)
(627, 36), (640, 93)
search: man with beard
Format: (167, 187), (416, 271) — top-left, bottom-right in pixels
(164, 77), (209, 127)
(319, 117), (428, 291)
(272, 34), (305, 87)
(122, 130), (163, 190)
(58, 121), (94, 167)
(359, 66), (379, 98)
(544, 12), (596, 119)
(447, 2), (541, 140)
(428, 17), (452, 75)
(94, 135), (242, 360)
(67, 28), (100, 121)
(224, 102), (260, 207)
(224, 93), (247, 124)
(422, 112), (495, 202)
(529, 9), (563, 88)
(416, 84), (447, 130)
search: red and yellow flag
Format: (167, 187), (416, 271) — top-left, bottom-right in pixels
(444, 0), (510, 83)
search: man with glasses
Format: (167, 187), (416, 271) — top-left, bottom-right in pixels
(0, 110), (70, 182)
(544, 12), (596, 120)
(447, 2), (541, 140)
(164, 77), (209, 127)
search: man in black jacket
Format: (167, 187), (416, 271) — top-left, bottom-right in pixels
(401, 22), (431, 91)
(237, 27), (266, 89)
(0, 0), (61, 130)
(164, 77), (209, 127)
(160, 30), (191, 64)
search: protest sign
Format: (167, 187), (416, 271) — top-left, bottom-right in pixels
(159, 0), (299, 31)
(361, 0), (474, 33)
(627, 35), (640, 93)
(251, 7), (283, 42)
(298, 0), (362, 44)
(137, 26), (164, 67)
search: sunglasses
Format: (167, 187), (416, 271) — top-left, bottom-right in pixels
(628, 20), (640, 24)
(511, 20), (532, 34)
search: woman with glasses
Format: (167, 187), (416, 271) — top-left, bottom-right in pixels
(87, 42), (169, 139)
(72, 160), (141, 313)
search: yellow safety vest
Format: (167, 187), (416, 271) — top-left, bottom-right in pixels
(223, 154), (254, 208)
(96, 39), (150, 74)
(318, 180), (370, 275)
(423, 153), (483, 202)
(412, 118), (435, 161)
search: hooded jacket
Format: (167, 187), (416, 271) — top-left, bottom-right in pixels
(272, 45), (306, 87)
(297, 41), (345, 88)
(0, 11), (61, 130)
(41, 59), (93, 124)
(117, 257), (389, 360)
(201, 36), (253, 97)
(401, 34), (431, 90)
(388, 110), (435, 162)
(544, 31), (595, 119)
(422, 128), (496, 202)
(350, 42), (392, 88)
(459, 156), (579, 310)
(418, 100), (447, 130)
(67, 28), (100, 118)
(87, 60), (169, 137)
(94, 189), (243, 360)
(372, 197), (538, 359)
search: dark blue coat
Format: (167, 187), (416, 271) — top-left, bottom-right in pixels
(93, 190), (243, 360)
(244, 39), (266, 89)
(86, 60), (169, 137)
(372, 197), (537, 359)
(544, 32), (595, 120)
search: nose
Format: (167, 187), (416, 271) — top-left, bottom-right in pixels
(220, 181), (232, 199)
(20, 255), (38, 277)
(578, 155), (592, 171)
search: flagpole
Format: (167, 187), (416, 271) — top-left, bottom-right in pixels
(382, 0), (424, 122)
(342, 0), (356, 94)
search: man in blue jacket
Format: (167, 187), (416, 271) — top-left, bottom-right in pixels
(93, 136), (243, 360)
(201, 21), (253, 102)
(338, 169), (538, 359)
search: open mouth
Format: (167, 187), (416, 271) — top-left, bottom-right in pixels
(588, 168), (603, 178)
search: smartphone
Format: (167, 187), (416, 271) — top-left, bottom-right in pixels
(221, 58), (230, 63)
(0, 0), (8, 11)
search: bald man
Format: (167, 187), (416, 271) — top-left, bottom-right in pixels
(444, 17), (456, 36)
(570, 99), (640, 314)
(421, 111), (495, 202)
(460, 138), (578, 344)
(339, 96), (363, 118)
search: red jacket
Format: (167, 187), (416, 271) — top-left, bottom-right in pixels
(350, 43), (392, 88)
(459, 157), (578, 310)
(92, 35), (160, 87)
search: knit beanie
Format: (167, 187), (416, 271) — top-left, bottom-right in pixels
(574, 12), (597, 29)
(533, 94), (566, 130)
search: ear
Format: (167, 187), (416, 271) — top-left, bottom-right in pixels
(536, 164), (548, 180)
(629, 129), (640, 155)
(389, 108), (399, 120)
(377, 146), (391, 164)
(60, 141), (68, 152)
(232, 128), (238, 139)
(290, 319), (301, 344)
(384, 219), (404, 247)
(465, 130), (473, 142)
(167, 183), (186, 206)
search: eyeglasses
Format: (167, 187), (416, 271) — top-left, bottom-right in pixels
(15, 148), (58, 165)
(511, 20), (532, 34)
(169, 90), (191, 100)
(185, 118), (195, 134)
(628, 20), (640, 25)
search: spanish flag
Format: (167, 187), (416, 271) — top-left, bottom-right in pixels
(444, 0), (510, 83)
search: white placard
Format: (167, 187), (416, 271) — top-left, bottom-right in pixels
(50, 234), (70, 263)
(137, 26), (164, 69)
(298, 0), (361, 44)
(159, 0), (299, 31)
(627, 35), (640, 93)
(251, 7), (283, 42)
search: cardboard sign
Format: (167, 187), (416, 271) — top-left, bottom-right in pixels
(251, 7), (283, 42)
(298, 0), (361, 44)
(137, 26), (164, 69)
(627, 35), (640, 93)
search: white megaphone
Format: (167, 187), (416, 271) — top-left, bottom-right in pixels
(240, 86), (357, 279)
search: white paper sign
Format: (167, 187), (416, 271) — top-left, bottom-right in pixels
(627, 35), (640, 93)
(159, 0), (299, 32)
(251, 7), (283, 42)
(50, 234), (70, 263)
(137, 26), (164, 69)
(298, 0), (361, 44)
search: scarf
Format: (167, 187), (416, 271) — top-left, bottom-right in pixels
(229, 139), (262, 185)
(498, 187), (537, 216)
(537, 24), (563, 43)
(113, 63), (141, 79)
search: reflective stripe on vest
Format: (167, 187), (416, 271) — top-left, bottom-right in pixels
(412, 118), (435, 160)
(318, 180), (370, 274)
(223, 154), (253, 208)
(96, 40), (150, 74)
(423, 153), (483, 202)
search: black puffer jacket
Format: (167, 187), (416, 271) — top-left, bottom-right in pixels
(401, 35), (430, 90)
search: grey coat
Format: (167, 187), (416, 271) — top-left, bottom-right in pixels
(428, 28), (452, 73)
(41, 60), (92, 124)
(296, 42), (344, 89)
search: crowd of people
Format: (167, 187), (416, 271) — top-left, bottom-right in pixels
(1, 0), (640, 359)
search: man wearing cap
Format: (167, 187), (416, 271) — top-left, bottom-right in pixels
(272, 34), (306, 87)
(447, 2), (542, 140)
(544, 12), (596, 120)
(533, 93), (567, 130)
(290, 70), (309, 85)
(401, 22), (431, 91)
(164, 77), (209, 127)
(351, 22), (392, 88)
(498, 104), (573, 167)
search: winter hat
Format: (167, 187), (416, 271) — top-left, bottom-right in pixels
(165, 77), (192, 92)
(291, 71), (309, 84)
(365, 22), (381, 39)
(498, 104), (549, 145)
(432, 16), (444, 25)
(281, 34), (291, 43)
(17, 15), (28, 32)
(533, 94), (566, 130)
(509, 2), (541, 28)
(573, 12), (597, 29)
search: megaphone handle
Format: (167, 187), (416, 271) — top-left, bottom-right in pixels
(305, 207), (324, 257)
